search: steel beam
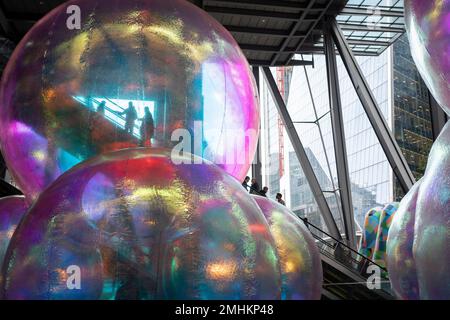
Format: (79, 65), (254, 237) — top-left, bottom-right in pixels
(262, 67), (342, 240)
(204, 6), (307, 21)
(285, 45), (380, 57)
(341, 7), (404, 18)
(430, 94), (448, 141)
(249, 59), (313, 67)
(283, 0), (337, 65)
(240, 44), (297, 53)
(339, 22), (405, 33)
(206, 0), (325, 11)
(329, 16), (415, 192)
(323, 24), (356, 248)
(224, 25), (318, 38)
(242, 40), (388, 54)
(251, 66), (263, 186)
(339, 38), (391, 47)
(270, 0), (317, 66)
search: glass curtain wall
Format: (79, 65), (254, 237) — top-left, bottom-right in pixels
(260, 50), (394, 233)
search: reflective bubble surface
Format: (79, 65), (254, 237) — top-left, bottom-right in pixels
(387, 122), (450, 300)
(0, 0), (259, 201)
(252, 196), (322, 300)
(405, 0), (450, 115)
(1, 149), (280, 300)
(386, 183), (420, 300)
(0, 196), (28, 285)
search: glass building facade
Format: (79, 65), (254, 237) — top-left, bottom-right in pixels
(260, 34), (433, 233)
(392, 34), (433, 200)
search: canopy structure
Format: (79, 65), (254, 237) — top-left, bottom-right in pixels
(0, 0), (405, 66)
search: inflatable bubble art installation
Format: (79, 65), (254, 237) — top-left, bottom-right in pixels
(0, 0), (259, 202)
(0, 148), (323, 300)
(385, 0), (450, 300)
(0, 0), (323, 301)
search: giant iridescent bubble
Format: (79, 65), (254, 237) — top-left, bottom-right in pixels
(1, 148), (280, 300)
(387, 122), (450, 300)
(0, 0), (259, 201)
(0, 196), (28, 284)
(252, 196), (323, 300)
(405, 0), (450, 115)
(386, 182), (421, 300)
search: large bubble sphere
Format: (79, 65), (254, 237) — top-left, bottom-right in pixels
(0, 196), (28, 284)
(252, 195), (323, 300)
(405, 0), (450, 115)
(0, 0), (259, 201)
(1, 148), (281, 300)
(386, 183), (420, 299)
(387, 122), (450, 300)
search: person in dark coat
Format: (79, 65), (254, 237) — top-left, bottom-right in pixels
(242, 176), (250, 191)
(276, 192), (286, 205)
(249, 178), (260, 195)
(139, 107), (155, 147)
(118, 102), (138, 134)
(259, 186), (268, 197)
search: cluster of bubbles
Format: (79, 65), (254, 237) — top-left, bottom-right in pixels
(0, 0), (322, 300)
(385, 0), (450, 300)
(387, 124), (450, 300)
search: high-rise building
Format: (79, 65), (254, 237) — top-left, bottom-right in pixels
(392, 34), (433, 200)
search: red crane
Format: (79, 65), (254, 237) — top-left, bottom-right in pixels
(276, 67), (286, 178)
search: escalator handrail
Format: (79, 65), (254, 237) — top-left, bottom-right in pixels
(297, 215), (388, 273)
(91, 98), (141, 131)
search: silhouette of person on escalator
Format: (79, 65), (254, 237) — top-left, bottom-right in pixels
(139, 107), (155, 147)
(97, 101), (106, 116)
(117, 102), (138, 134)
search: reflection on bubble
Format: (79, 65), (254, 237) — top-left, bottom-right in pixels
(1, 149), (281, 300)
(252, 196), (323, 300)
(0, 196), (28, 286)
(405, 0), (450, 115)
(0, 0), (259, 201)
(387, 123), (450, 300)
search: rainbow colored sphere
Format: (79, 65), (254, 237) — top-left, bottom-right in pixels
(405, 0), (450, 115)
(1, 149), (281, 300)
(372, 202), (399, 269)
(252, 195), (323, 300)
(359, 207), (382, 260)
(0, 0), (259, 201)
(0, 196), (28, 284)
(387, 122), (450, 300)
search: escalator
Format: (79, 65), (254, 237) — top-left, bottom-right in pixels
(299, 218), (395, 300)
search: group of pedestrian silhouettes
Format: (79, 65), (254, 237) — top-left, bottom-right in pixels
(95, 100), (154, 147)
(241, 176), (286, 206)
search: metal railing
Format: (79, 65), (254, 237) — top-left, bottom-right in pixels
(297, 215), (393, 295)
(90, 97), (142, 135)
